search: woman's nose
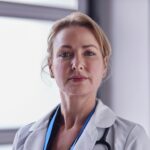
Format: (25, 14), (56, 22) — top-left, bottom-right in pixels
(71, 55), (84, 71)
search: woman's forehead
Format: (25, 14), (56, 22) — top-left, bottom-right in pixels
(53, 26), (99, 49)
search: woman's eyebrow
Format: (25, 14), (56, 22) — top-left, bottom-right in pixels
(82, 44), (99, 49)
(60, 45), (72, 49)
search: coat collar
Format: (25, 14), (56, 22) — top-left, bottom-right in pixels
(74, 98), (116, 149)
(94, 98), (116, 128)
(23, 106), (58, 150)
(29, 105), (58, 132)
(29, 99), (116, 131)
(26, 99), (116, 150)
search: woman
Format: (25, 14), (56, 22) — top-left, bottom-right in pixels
(13, 12), (150, 150)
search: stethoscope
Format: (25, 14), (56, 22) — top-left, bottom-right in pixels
(44, 105), (111, 150)
(95, 127), (111, 150)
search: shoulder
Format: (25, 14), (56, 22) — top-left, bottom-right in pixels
(95, 99), (150, 149)
(113, 117), (137, 133)
(111, 117), (150, 149)
(12, 106), (59, 150)
(12, 123), (34, 150)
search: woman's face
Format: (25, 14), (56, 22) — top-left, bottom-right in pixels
(50, 26), (106, 96)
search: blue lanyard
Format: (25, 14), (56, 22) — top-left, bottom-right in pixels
(44, 104), (96, 150)
(43, 106), (59, 150)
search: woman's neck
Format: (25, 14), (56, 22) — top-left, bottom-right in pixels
(59, 93), (96, 129)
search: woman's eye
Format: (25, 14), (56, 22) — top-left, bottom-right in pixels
(84, 50), (96, 56)
(59, 52), (73, 58)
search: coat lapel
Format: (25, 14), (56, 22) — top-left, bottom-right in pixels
(23, 106), (58, 150)
(23, 127), (47, 150)
(74, 99), (116, 150)
(73, 116), (103, 150)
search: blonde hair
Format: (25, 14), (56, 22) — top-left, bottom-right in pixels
(47, 12), (111, 64)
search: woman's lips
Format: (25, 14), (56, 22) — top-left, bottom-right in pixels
(68, 76), (88, 82)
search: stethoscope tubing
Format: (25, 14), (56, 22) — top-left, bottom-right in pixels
(95, 127), (111, 150)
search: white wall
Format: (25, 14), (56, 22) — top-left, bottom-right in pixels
(98, 0), (150, 135)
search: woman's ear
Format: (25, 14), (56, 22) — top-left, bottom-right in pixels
(48, 57), (54, 78)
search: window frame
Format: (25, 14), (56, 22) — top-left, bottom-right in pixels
(0, 1), (75, 20)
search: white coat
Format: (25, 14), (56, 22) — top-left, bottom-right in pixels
(13, 99), (150, 150)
